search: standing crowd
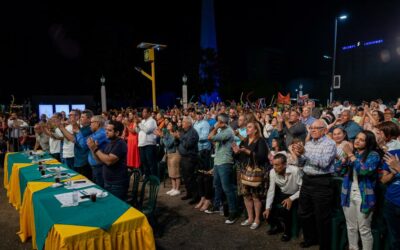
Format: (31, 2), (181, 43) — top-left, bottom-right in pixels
(1, 97), (400, 250)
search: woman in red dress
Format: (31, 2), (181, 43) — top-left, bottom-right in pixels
(125, 112), (140, 168)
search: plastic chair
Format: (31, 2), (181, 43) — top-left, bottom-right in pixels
(127, 168), (141, 207)
(139, 175), (161, 226)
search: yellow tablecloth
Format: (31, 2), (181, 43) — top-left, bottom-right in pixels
(3, 152), (17, 190)
(8, 160), (61, 210)
(18, 174), (155, 250)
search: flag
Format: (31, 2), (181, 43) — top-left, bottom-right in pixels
(277, 92), (291, 105)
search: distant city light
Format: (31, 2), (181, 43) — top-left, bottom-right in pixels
(342, 39), (384, 51)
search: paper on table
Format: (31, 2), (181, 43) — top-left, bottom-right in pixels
(64, 180), (95, 190)
(79, 187), (105, 197)
(55, 192), (89, 206)
(47, 166), (69, 172)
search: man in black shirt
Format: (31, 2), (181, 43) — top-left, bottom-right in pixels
(88, 120), (128, 200)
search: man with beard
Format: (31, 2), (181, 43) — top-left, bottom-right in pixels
(88, 120), (128, 200)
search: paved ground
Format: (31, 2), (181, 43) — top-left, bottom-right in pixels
(0, 167), (318, 249)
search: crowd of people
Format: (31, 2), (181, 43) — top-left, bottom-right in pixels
(1, 97), (400, 249)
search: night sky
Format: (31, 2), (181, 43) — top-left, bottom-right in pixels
(2, 1), (400, 107)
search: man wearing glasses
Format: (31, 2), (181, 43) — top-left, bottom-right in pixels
(292, 120), (336, 249)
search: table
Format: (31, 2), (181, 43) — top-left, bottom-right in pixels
(4, 152), (155, 250)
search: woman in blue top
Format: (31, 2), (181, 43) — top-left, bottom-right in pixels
(158, 122), (181, 197)
(336, 130), (381, 250)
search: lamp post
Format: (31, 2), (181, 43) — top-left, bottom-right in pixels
(330, 14), (348, 104)
(135, 42), (167, 111)
(100, 75), (107, 112)
(182, 74), (188, 109)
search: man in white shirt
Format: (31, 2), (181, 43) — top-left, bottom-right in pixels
(55, 110), (78, 168)
(263, 153), (302, 242)
(7, 112), (28, 152)
(43, 113), (64, 161)
(137, 108), (157, 177)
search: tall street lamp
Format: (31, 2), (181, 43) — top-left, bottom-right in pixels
(100, 75), (107, 112)
(135, 42), (167, 111)
(182, 74), (188, 109)
(330, 14), (348, 104)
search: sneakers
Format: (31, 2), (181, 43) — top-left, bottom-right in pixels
(224, 213), (238, 224)
(204, 205), (220, 214)
(169, 189), (181, 196)
(166, 189), (174, 195)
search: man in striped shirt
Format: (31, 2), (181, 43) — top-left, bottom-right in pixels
(293, 119), (336, 249)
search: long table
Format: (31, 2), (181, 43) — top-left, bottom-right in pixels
(4, 152), (155, 250)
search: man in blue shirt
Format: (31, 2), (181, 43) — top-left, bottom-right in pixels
(86, 115), (109, 187)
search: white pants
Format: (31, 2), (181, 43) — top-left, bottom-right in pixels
(343, 193), (373, 250)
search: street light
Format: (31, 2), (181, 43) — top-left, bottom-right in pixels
(330, 14), (348, 104)
(135, 42), (167, 111)
(100, 75), (107, 112)
(182, 74), (188, 109)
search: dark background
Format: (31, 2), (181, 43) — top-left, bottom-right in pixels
(1, 1), (400, 108)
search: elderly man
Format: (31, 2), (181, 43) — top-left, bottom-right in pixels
(33, 123), (50, 151)
(293, 119), (336, 249)
(301, 107), (316, 127)
(333, 110), (362, 141)
(176, 116), (199, 204)
(86, 115), (109, 187)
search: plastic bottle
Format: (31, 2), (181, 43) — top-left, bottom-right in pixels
(72, 190), (79, 206)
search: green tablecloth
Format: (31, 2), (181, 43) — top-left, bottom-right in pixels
(19, 163), (74, 200)
(32, 180), (130, 250)
(7, 153), (33, 181)
(7, 152), (53, 181)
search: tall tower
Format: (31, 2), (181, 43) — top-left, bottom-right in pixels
(199, 0), (220, 104)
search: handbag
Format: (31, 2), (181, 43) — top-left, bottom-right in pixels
(240, 153), (264, 187)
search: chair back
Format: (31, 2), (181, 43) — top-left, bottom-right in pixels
(128, 168), (141, 207)
(139, 175), (160, 214)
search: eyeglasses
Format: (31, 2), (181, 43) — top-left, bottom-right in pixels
(309, 126), (325, 130)
(91, 121), (99, 124)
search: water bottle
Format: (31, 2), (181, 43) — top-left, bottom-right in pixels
(72, 190), (79, 206)
(34, 154), (39, 163)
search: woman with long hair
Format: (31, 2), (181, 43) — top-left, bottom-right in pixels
(336, 130), (381, 250)
(232, 121), (268, 230)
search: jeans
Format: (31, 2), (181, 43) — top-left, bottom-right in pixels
(384, 200), (400, 250)
(104, 181), (128, 201)
(139, 145), (158, 177)
(91, 166), (104, 188)
(213, 163), (237, 214)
